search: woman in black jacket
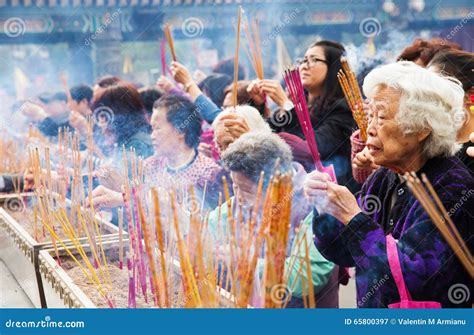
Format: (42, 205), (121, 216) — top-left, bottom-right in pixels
(248, 40), (358, 192)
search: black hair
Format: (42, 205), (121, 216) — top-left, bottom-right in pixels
(139, 87), (164, 117)
(309, 40), (346, 112)
(198, 73), (233, 108)
(70, 85), (93, 104)
(213, 58), (245, 80)
(153, 94), (203, 149)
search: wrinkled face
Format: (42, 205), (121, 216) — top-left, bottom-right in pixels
(366, 86), (426, 172)
(299, 46), (328, 92)
(230, 171), (257, 208)
(150, 107), (183, 157)
(213, 119), (236, 154)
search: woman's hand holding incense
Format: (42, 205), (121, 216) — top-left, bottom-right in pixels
(88, 185), (124, 210)
(259, 80), (290, 108)
(304, 170), (361, 225)
(171, 61), (202, 99)
(247, 79), (266, 106)
(171, 61), (193, 86)
(156, 75), (175, 93)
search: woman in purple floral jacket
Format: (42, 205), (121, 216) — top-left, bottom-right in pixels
(304, 62), (473, 308)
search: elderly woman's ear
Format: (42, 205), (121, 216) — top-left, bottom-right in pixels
(417, 128), (432, 142)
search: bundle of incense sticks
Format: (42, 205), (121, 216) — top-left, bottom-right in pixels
(282, 223), (316, 308)
(123, 146), (153, 306)
(163, 24), (177, 62)
(338, 57), (368, 141)
(243, 17), (264, 80)
(93, 148), (309, 308)
(404, 172), (473, 277)
(28, 143), (116, 307)
(232, 7), (243, 108)
(260, 172), (295, 308)
(283, 67), (337, 182)
(159, 39), (169, 76)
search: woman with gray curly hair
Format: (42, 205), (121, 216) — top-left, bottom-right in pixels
(304, 61), (473, 308)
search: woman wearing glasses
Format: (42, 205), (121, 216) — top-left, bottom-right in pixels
(248, 40), (358, 192)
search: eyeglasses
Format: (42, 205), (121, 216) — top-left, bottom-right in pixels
(296, 56), (328, 67)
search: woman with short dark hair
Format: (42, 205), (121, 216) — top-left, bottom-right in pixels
(144, 94), (224, 208)
(305, 62), (473, 308)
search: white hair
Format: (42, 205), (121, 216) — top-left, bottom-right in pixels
(212, 105), (272, 133)
(363, 61), (465, 158)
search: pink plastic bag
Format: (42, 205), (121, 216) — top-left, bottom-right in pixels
(386, 234), (441, 308)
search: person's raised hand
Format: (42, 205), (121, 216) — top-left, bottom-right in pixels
(156, 75), (175, 93)
(259, 80), (290, 108)
(247, 79), (266, 106)
(170, 61), (193, 87)
(304, 170), (361, 225)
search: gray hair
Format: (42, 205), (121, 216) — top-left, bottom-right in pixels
(363, 61), (465, 158)
(222, 132), (293, 183)
(212, 105), (272, 133)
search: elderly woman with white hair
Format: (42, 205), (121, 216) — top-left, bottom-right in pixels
(212, 105), (316, 171)
(304, 61), (473, 308)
